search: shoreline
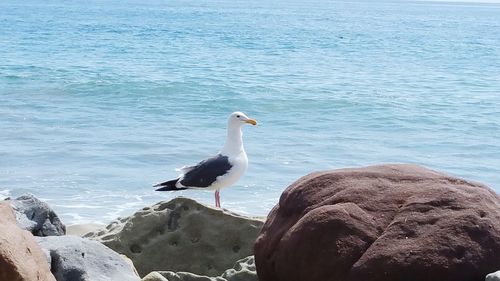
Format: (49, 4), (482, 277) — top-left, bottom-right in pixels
(66, 223), (106, 236)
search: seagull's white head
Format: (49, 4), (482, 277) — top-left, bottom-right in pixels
(228, 111), (257, 127)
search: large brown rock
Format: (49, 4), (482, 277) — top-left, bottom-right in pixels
(254, 164), (500, 281)
(0, 201), (56, 281)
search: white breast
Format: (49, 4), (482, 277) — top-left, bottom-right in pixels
(210, 151), (248, 190)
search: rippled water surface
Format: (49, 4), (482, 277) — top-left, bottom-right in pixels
(1, 0), (499, 224)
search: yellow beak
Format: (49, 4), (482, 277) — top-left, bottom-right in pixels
(245, 119), (257, 125)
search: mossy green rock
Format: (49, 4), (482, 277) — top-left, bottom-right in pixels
(85, 197), (264, 277)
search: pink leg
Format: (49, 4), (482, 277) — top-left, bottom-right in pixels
(215, 190), (220, 208)
(218, 190), (221, 208)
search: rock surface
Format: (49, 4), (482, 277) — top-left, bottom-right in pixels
(36, 235), (140, 281)
(143, 271), (225, 281)
(8, 194), (66, 236)
(221, 256), (257, 281)
(487, 271), (500, 281)
(142, 256), (257, 281)
(0, 201), (56, 281)
(254, 164), (500, 281)
(142, 272), (170, 281)
(85, 197), (264, 277)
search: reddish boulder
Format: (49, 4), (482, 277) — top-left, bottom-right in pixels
(0, 201), (56, 281)
(254, 164), (500, 281)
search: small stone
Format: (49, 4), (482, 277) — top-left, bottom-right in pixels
(487, 271), (500, 281)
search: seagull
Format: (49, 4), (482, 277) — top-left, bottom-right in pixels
(154, 112), (257, 208)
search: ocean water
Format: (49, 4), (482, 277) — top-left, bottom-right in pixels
(1, 0), (499, 224)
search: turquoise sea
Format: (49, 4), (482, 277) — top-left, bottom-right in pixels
(1, 0), (499, 224)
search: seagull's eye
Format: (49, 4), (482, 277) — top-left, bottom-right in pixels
(236, 115), (240, 118)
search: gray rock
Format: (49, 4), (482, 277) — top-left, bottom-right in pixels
(142, 256), (257, 281)
(36, 235), (140, 281)
(487, 271), (500, 281)
(85, 197), (264, 277)
(8, 193), (66, 236)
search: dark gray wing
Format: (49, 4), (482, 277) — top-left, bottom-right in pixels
(179, 154), (232, 188)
